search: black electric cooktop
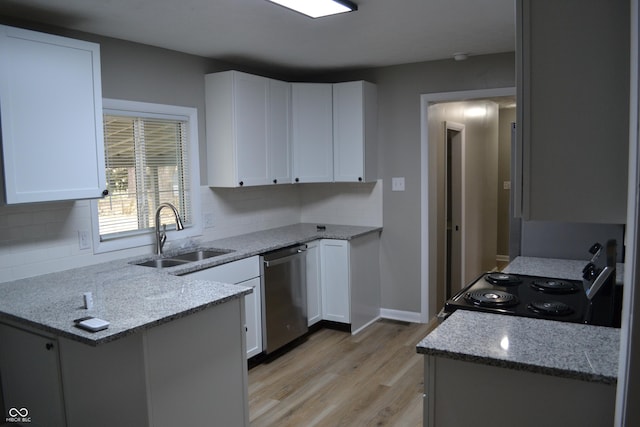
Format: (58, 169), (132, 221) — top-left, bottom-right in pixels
(445, 272), (589, 324)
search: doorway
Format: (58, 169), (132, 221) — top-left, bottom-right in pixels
(419, 87), (517, 322)
(444, 122), (464, 302)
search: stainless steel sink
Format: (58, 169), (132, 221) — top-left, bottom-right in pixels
(132, 248), (234, 268)
(135, 258), (189, 268)
(170, 249), (232, 262)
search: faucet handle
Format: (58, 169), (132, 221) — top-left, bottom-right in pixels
(159, 224), (167, 249)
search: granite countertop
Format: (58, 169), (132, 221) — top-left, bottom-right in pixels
(417, 310), (620, 384)
(504, 256), (624, 285)
(148, 223), (382, 275)
(0, 223), (381, 346)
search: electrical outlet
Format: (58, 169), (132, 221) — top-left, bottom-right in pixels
(204, 213), (215, 228)
(78, 230), (91, 250)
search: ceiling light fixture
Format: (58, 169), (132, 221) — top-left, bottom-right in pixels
(267, 0), (358, 18)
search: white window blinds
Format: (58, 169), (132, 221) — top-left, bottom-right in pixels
(98, 114), (193, 240)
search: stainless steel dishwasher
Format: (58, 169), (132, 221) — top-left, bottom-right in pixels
(261, 244), (308, 354)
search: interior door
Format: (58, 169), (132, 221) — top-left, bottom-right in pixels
(445, 122), (464, 300)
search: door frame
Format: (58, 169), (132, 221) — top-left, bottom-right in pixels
(443, 121), (466, 302)
(419, 87), (516, 322)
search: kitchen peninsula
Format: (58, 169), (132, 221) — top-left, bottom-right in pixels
(417, 256), (622, 427)
(0, 223), (381, 427)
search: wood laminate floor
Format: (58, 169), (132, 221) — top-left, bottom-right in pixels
(248, 319), (437, 427)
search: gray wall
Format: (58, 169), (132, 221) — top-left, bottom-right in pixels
(312, 55), (515, 313)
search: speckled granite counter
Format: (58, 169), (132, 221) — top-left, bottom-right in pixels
(154, 223), (382, 276)
(0, 261), (251, 346)
(417, 310), (620, 384)
(0, 223), (380, 346)
(504, 256), (624, 285)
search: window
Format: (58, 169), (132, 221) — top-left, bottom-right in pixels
(91, 99), (201, 253)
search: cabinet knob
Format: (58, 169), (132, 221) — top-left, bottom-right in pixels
(273, 179), (277, 184)
(295, 178), (299, 183)
(45, 342), (54, 351)
(102, 189), (109, 197)
(239, 181), (244, 186)
(358, 177), (363, 182)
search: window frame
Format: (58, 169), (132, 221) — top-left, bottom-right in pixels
(90, 99), (202, 254)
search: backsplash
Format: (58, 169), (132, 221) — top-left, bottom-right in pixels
(0, 180), (382, 282)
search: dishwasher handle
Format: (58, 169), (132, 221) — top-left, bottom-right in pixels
(263, 249), (306, 268)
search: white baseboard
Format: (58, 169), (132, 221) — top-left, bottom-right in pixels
(380, 308), (423, 323)
(351, 315), (381, 335)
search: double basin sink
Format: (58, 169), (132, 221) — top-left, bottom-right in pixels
(133, 248), (234, 269)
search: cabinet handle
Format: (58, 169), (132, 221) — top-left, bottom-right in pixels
(273, 179), (277, 184)
(102, 189), (109, 196)
(45, 342), (54, 351)
(239, 181), (244, 186)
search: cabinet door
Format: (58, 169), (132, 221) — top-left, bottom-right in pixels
(291, 83), (334, 183)
(306, 240), (322, 326)
(241, 276), (263, 358)
(516, 0), (628, 223)
(333, 81), (378, 183)
(268, 79), (291, 184)
(0, 324), (66, 427)
(320, 239), (350, 323)
(234, 72), (270, 187)
(205, 71), (269, 187)
(0, 25), (106, 204)
(184, 256), (261, 359)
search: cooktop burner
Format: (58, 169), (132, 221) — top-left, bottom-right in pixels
(527, 300), (574, 316)
(484, 273), (522, 286)
(530, 279), (580, 294)
(464, 290), (519, 307)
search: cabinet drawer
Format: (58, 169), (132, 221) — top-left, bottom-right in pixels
(188, 256), (260, 284)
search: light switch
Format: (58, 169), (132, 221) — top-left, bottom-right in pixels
(503, 181), (511, 190)
(392, 177), (405, 192)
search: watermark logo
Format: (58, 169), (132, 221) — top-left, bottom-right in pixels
(6, 407), (31, 423)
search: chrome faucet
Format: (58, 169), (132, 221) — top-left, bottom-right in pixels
(155, 202), (185, 255)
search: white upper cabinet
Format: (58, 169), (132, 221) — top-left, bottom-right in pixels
(0, 25), (106, 204)
(267, 79), (291, 184)
(291, 83), (334, 183)
(205, 70), (291, 187)
(333, 81), (378, 183)
(516, 0), (629, 223)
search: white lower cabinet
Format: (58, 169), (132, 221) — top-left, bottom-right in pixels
(318, 233), (381, 333)
(305, 240), (322, 326)
(320, 239), (351, 324)
(241, 276), (262, 358)
(424, 355), (615, 427)
(185, 256), (262, 358)
(0, 300), (249, 427)
(0, 324), (66, 427)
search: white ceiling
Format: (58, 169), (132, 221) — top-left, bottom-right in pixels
(0, 0), (515, 73)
